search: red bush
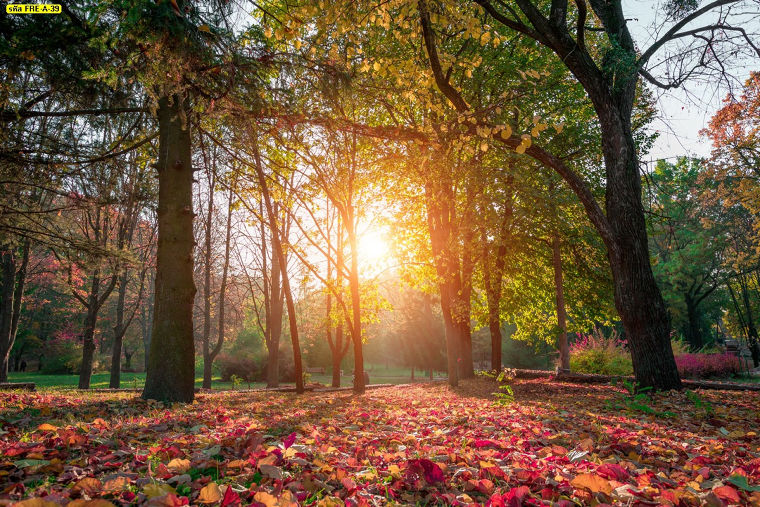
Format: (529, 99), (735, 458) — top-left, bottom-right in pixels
(675, 353), (742, 379)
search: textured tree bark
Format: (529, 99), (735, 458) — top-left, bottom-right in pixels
(142, 94), (197, 403)
(600, 115), (681, 390)
(552, 234), (569, 371)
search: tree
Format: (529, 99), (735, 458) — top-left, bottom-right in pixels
(647, 158), (725, 350)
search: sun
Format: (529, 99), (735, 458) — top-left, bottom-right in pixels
(356, 228), (391, 275)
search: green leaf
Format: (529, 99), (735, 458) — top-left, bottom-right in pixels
(728, 475), (760, 492)
(14, 459), (50, 468)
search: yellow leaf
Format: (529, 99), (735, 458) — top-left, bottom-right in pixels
(197, 483), (222, 504)
(226, 459), (247, 469)
(571, 473), (612, 495)
(372, 62), (381, 72)
(167, 458), (191, 474)
(480, 142), (489, 152)
(554, 122), (565, 133)
(388, 464), (401, 477)
(143, 484), (176, 499)
(264, 27), (272, 38)
(500, 126), (512, 139)
(316, 497), (343, 507)
(479, 461), (495, 468)
(515, 144), (526, 154)
(521, 134), (532, 148)
(37, 423), (58, 432)
(198, 24), (210, 33)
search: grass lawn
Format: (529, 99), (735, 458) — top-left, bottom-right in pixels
(6, 363), (443, 390)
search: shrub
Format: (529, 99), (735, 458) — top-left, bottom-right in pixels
(569, 328), (633, 375)
(41, 333), (84, 374)
(675, 353), (742, 379)
(217, 354), (262, 382)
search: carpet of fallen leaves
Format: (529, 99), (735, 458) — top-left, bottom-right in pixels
(1, 378), (759, 506)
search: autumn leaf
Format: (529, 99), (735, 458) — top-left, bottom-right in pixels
(73, 477), (102, 496)
(571, 473), (613, 495)
(713, 485), (742, 504)
(167, 458), (191, 473)
(197, 482), (222, 504)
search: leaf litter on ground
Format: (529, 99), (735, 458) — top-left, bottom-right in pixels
(0, 378), (758, 506)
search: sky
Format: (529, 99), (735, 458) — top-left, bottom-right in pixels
(623, 0), (759, 164)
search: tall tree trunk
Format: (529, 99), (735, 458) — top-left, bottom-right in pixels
(266, 211), (283, 388)
(0, 240), (29, 382)
(201, 169), (216, 389)
(600, 115), (681, 390)
(206, 184), (233, 388)
(110, 272), (129, 388)
(252, 139), (303, 393)
(553, 233), (569, 371)
(346, 211), (364, 394)
(425, 179), (460, 387)
(684, 293), (702, 350)
(0, 250), (16, 382)
(79, 270), (102, 390)
(142, 94), (197, 403)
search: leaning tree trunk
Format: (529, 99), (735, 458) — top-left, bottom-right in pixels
(600, 112), (681, 391)
(142, 94), (197, 403)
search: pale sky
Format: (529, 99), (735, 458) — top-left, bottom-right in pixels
(624, 0), (759, 163)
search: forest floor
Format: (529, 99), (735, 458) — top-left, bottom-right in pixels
(0, 379), (758, 506)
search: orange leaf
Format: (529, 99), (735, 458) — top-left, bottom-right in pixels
(167, 458), (191, 474)
(571, 473), (612, 495)
(197, 483), (222, 504)
(714, 485), (741, 504)
(73, 477), (103, 496)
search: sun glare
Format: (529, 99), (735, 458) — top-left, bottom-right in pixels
(357, 228), (391, 276)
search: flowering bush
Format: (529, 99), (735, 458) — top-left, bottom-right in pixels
(675, 353), (742, 379)
(569, 328), (633, 375)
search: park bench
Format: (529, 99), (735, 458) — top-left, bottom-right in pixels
(306, 367), (325, 374)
